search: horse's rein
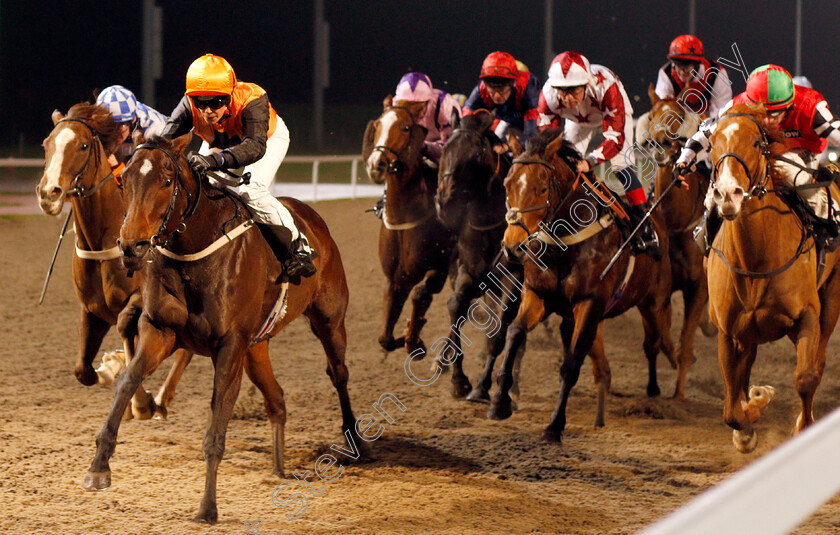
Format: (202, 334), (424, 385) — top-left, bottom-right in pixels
(504, 158), (558, 236)
(134, 143), (200, 247)
(56, 118), (116, 199)
(372, 105), (418, 174)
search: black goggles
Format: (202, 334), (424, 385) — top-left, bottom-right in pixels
(191, 95), (231, 110)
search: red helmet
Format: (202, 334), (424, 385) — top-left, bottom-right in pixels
(480, 51), (519, 81)
(667, 35), (704, 62)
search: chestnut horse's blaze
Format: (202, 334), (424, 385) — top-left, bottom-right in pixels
(85, 133), (364, 524)
(706, 104), (840, 452)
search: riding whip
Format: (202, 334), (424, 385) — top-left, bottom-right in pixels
(599, 172), (683, 280)
(39, 207), (73, 305)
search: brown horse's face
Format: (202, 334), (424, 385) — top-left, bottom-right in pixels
(118, 135), (192, 270)
(437, 133), (486, 228)
(709, 115), (763, 220)
(365, 100), (425, 184)
(502, 162), (552, 258)
(647, 100), (686, 166)
(36, 112), (92, 215)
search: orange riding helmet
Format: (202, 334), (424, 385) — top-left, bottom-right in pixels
(185, 54), (236, 96)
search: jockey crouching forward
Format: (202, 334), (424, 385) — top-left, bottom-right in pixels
(677, 64), (840, 253)
(538, 51), (661, 258)
(462, 51), (541, 145)
(96, 85), (168, 176)
(162, 53), (316, 279)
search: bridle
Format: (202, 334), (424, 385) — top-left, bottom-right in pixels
(55, 118), (117, 199)
(133, 143), (201, 247)
(505, 157), (582, 237)
(712, 112), (774, 200)
(372, 106), (418, 174)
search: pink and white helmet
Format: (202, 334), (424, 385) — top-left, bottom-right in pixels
(547, 52), (592, 88)
(394, 72), (434, 102)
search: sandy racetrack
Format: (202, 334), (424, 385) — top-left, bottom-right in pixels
(1, 198), (839, 535)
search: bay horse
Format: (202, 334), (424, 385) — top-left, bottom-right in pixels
(645, 85), (716, 399)
(35, 102), (192, 419)
(83, 133), (362, 524)
(491, 129), (678, 441)
(706, 104), (840, 452)
(363, 96), (455, 356)
(435, 111), (533, 402)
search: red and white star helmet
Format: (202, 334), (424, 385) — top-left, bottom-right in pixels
(547, 52), (592, 88)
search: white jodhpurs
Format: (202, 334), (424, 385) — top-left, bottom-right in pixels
(200, 118), (301, 239)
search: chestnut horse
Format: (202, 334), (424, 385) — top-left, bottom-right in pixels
(645, 85), (715, 399)
(363, 97), (455, 355)
(706, 105), (840, 452)
(83, 134), (362, 524)
(35, 103), (191, 419)
(435, 111), (520, 399)
(491, 129), (677, 441)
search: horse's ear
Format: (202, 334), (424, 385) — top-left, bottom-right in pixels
(52, 110), (64, 125)
(403, 100), (428, 122)
(362, 120), (376, 161)
(451, 108), (460, 130)
(546, 132), (566, 159)
(508, 133), (524, 157)
(648, 83), (659, 106)
(132, 129), (145, 149)
(383, 94), (393, 110)
(171, 133), (192, 156)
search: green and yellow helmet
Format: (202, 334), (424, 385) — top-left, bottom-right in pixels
(746, 64), (795, 111)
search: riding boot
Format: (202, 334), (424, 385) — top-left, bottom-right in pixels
(628, 204), (662, 260)
(256, 223), (318, 280)
(371, 192), (386, 220)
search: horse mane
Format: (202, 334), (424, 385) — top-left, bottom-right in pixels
(523, 128), (583, 170)
(67, 102), (121, 153)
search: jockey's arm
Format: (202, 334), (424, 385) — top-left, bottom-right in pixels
(654, 67), (675, 100)
(222, 95), (271, 168)
(707, 68), (733, 118)
(161, 96), (194, 140)
(814, 100), (840, 150)
(584, 83), (629, 167)
(676, 100), (733, 168)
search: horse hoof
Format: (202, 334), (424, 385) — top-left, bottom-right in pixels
(378, 336), (399, 353)
(450, 377), (472, 399)
(539, 429), (564, 443)
(192, 510), (218, 525)
(405, 337), (426, 356)
(647, 384), (661, 397)
(83, 470), (111, 491)
(131, 393), (156, 420)
(466, 387), (491, 404)
(153, 404), (168, 421)
(488, 399), (513, 420)
(732, 429), (758, 453)
(75, 365), (98, 387)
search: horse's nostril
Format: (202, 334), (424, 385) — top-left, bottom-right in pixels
(50, 186), (63, 199)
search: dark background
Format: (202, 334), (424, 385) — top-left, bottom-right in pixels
(1, 1), (837, 152)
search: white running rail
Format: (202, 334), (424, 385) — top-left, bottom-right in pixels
(640, 406), (840, 535)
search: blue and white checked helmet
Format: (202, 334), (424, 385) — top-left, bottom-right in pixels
(96, 85), (138, 124)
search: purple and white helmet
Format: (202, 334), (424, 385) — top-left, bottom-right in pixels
(394, 72), (434, 102)
(96, 85), (138, 124)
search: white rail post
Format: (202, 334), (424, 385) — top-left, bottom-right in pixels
(312, 160), (320, 202)
(351, 158), (358, 199)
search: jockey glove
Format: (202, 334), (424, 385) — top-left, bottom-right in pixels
(188, 152), (228, 175)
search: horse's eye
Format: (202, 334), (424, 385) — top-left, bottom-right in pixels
(541, 187), (548, 194)
(80, 144), (89, 151)
(753, 140), (760, 148)
(403, 125), (410, 132)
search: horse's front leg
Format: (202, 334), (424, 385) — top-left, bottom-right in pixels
(194, 334), (247, 524)
(152, 349), (194, 420)
(83, 319), (174, 491)
(378, 279), (410, 353)
(404, 267), (448, 355)
(793, 306), (822, 434)
(444, 265), (476, 398)
(75, 307), (111, 386)
(718, 333), (759, 453)
(542, 299), (603, 443)
(488, 288), (545, 421)
(673, 276), (708, 400)
(113, 297), (157, 420)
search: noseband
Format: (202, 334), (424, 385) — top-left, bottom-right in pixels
(373, 105), (418, 174)
(56, 118), (117, 199)
(505, 158), (559, 235)
(133, 143), (200, 247)
(712, 112), (773, 199)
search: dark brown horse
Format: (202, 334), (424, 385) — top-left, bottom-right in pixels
(82, 134), (362, 524)
(644, 85), (716, 400)
(706, 105), (840, 452)
(363, 97), (455, 355)
(35, 103), (191, 419)
(435, 112), (525, 399)
(490, 129), (677, 441)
